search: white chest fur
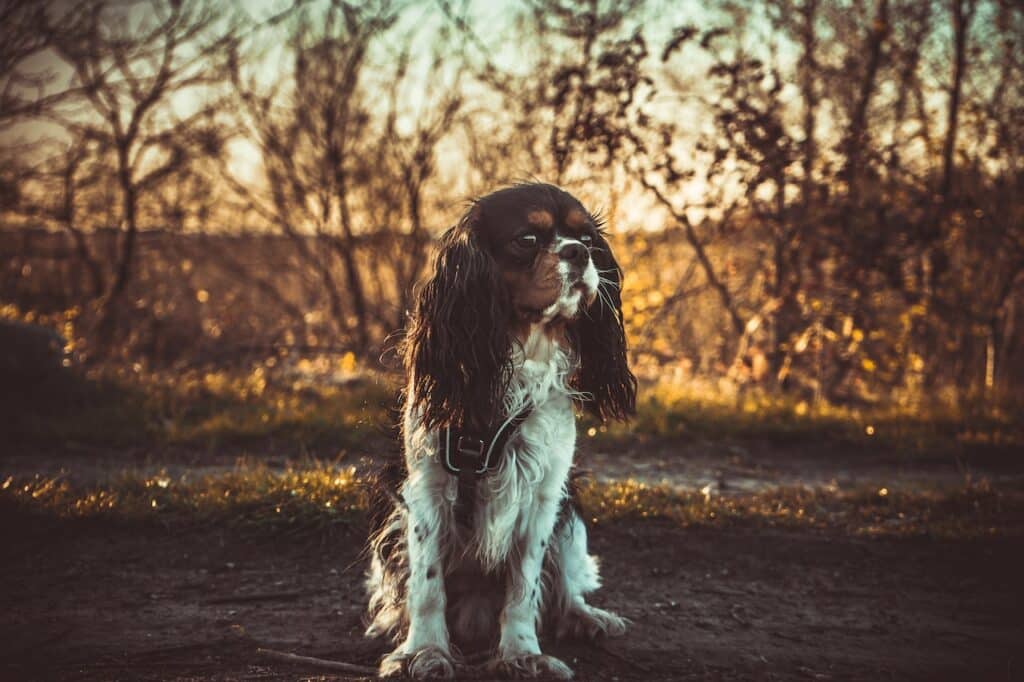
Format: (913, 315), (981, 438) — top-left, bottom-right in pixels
(401, 325), (579, 572)
(472, 328), (578, 568)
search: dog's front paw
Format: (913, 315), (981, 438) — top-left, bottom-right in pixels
(556, 604), (628, 640)
(488, 653), (574, 679)
(380, 645), (455, 679)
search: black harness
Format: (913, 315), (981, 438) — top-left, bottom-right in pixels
(441, 401), (534, 528)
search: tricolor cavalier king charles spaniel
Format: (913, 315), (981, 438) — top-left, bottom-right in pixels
(365, 183), (636, 679)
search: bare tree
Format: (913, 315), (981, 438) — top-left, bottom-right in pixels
(0, 1), (81, 217)
(227, 1), (465, 354)
(46, 0), (238, 308)
(0, 0), (56, 127)
(362, 46), (463, 332)
(227, 1), (402, 354)
(449, 0), (649, 192)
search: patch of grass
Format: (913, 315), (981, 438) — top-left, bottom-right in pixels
(7, 359), (1021, 458)
(578, 478), (1023, 539)
(5, 304), (1019, 456)
(587, 381), (1024, 452)
(0, 461), (366, 536)
(7, 364), (398, 452)
(6, 371), (156, 448)
(3, 464), (1020, 540)
(152, 368), (397, 450)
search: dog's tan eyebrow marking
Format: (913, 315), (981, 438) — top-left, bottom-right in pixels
(527, 210), (554, 229)
(565, 209), (590, 231)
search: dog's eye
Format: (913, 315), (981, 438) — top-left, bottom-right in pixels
(580, 233), (594, 245)
(515, 233), (539, 248)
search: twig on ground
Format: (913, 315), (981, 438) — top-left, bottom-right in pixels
(256, 647), (378, 675)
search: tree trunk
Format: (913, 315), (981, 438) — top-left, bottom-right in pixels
(108, 150), (138, 301)
(334, 174), (370, 353)
(841, 0), (889, 188)
(940, 0), (976, 202)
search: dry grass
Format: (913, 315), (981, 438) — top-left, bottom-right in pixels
(588, 381), (1024, 453)
(8, 363), (397, 452)
(6, 304), (1019, 455)
(0, 461), (366, 537)
(9, 363), (1021, 457)
(578, 477), (1023, 539)
(3, 463), (1020, 540)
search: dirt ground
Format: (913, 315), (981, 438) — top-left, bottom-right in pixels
(6, 431), (1023, 496)
(2, 486), (1022, 682)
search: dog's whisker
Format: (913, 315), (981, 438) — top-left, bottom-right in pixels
(595, 285), (615, 317)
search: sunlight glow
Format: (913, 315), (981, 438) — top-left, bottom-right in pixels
(0, 466), (1012, 540)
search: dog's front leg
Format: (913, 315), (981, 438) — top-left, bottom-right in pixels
(380, 475), (454, 679)
(490, 495), (573, 680)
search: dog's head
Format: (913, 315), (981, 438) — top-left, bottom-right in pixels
(405, 183), (636, 431)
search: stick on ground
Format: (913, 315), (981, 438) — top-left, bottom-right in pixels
(257, 647), (378, 675)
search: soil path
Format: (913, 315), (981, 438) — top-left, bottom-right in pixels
(5, 435), (1021, 496)
(3, 435), (1022, 680)
(2, 506), (1021, 681)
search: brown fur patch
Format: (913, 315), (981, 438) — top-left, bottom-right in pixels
(544, 318), (570, 348)
(503, 252), (561, 318)
(565, 209), (590, 231)
(527, 210), (554, 230)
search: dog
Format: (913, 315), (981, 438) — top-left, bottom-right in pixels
(365, 183), (636, 679)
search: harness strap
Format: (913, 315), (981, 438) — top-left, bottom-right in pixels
(442, 401), (534, 528)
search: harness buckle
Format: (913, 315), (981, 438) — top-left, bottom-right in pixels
(456, 436), (486, 459)
(443, 430), (493, 475)
(457, 436), (492, 474)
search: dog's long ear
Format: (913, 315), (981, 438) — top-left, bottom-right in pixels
(570, 231), (637, 422)
(405, 212), (511, 432)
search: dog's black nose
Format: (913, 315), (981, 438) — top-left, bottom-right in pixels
(559, 242), (588, 267)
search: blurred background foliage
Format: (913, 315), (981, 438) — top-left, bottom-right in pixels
(1, 0), (1022, 437)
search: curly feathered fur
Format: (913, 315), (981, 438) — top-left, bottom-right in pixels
(365, 184), (634, 680)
